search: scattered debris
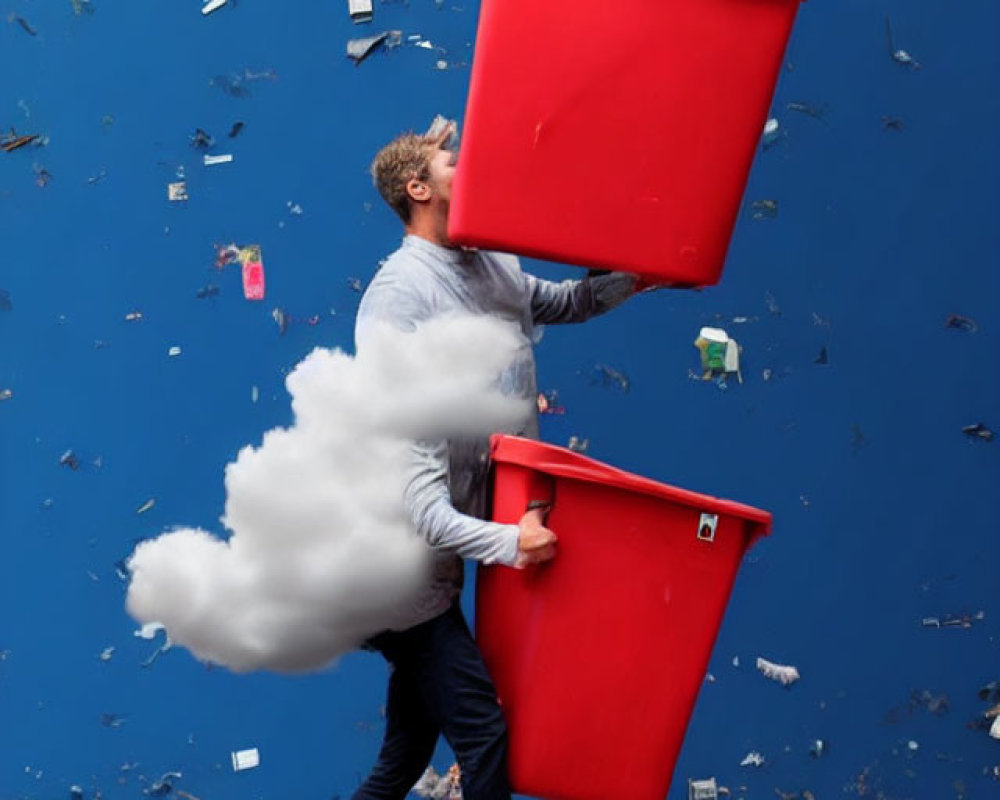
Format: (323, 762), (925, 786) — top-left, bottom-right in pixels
(962, 423), (993, 442)
(190, 128), (214, 149)
(750, 199), (778, 219)
(239, 245), (266, 300)
(98, 646), (115, 662)
(272, 308), (288, 336)
(135, 623), (172, 668)
(762, 118), (782, 149)
(814, 346), (828, 365)
(537, 391), (565, 415)
(881, 116), (904, 131)
(210, 69), (277, 98)
(0, 289), (11, 310)
(1, 129), (40, 152)
(195, 284), (220, 299)
(202, 0), (228, 15)
(145, 771), (183, 796)
(70, 786), (84, 800)
(167, 181), (188, 202)
(412, 764), (462, 799)
(231, 748), (260, 772)
(991, 716), (1000, 740)
(168, 346), (182, 358)
(203, 153), (233, 166)
(694, 327), (742, 384)
(756, 656), (800, 686)
(228, 120), (245, 138)
(688, 778), (718, 800)
(887, 689), (950, 722)
(59, 450), (81, 470)
(885, 16), (920, 69)
(87, 169), (108, 185)
(347, 277), (364, 293)
(590, 363), (630, 392)
(945, 314), (978, 332)
(349, 0), (374, 24)
(125, 310), (143, 322)
(740, 751), (765, 768)
(34, 165), (53, 188)
(136, 498), (156, 515)
(215, 242), (242, 268)
(71, 0), (96, 15)
(764, 291), (781, 316)
(347, 31), (402, 64)
(287, 200), (303, 215)
(786, 101), (825, 119)
(567, 436), (589, 454)
(101, 712), (127, 728)
(8, 13), (37, 36)
(0, 389), (12, 401)
(251, 385), (259, 404)
(921, 610), (986, 628)
(809, 739), (827, 759)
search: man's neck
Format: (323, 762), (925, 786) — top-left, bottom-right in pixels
(405, 214), (453, 249)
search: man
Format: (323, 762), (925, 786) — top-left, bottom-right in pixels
(352, 121), (638, 800)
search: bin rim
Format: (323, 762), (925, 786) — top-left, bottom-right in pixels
(490, 434), (772, 540)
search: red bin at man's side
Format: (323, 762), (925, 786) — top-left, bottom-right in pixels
(476, 435), (772, 800)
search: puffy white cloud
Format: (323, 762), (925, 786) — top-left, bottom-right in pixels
(126, 316), (530, 673)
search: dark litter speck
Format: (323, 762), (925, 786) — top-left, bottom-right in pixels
(786, 101), (826, 119)
(70, 786), (84, 800)
(190, 128), (214, 149)
(347, 277), (364, 293)
(962, 423), (993, 442)
(882, 116), (904, 131)
(814, 346), (828, 365)
(1, 129), (41, 152)
(195, 284), (220, 299)
(590, 363), (631, 392)
(8, 14), (37, 36)
(145, 771), (183, 796)
(100, 712), (127, 727)
(945, 314), (978, 332)
(0, 289), (11, 311)
(228, 121), (245, 138)
(978, 681), (1000, 704)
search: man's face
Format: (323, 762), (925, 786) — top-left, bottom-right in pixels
(424, 145), (458, 210)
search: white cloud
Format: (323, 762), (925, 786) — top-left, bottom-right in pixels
(126, 315), (530, 673)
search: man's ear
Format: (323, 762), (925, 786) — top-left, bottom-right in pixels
(406, 178), (431, 203)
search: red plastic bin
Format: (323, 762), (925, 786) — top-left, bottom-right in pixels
(476, 435), (772, 800)
(450, 0), (803, 286)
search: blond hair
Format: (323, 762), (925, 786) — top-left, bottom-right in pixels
(370, 132), (438, 224)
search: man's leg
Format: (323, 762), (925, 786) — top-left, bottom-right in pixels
(418, 605), (511, 800)
(352, 648), (439, 800)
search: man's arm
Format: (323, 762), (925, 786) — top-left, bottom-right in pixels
(403, 440), (521, 565)
(522, 262), (637, 326)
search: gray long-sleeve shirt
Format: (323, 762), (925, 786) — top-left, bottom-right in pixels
(355, 234), (635, 629)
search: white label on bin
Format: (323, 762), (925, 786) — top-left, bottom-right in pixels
(697, 513), (718, 542)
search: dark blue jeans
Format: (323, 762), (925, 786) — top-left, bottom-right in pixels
(351, 604), (512, 800)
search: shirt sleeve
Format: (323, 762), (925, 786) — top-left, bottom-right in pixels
(525, 268), (638, 325)
(402, 439), (521, 566)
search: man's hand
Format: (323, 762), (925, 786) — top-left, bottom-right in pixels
(515, 507), (557, 568)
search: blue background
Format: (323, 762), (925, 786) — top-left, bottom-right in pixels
(1, 1), (998, 798)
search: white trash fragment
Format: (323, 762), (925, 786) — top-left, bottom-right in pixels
(134, 622), (166, 640)
(762, 117), (781, 148)
(136, 498), (156, 515)
(412, 764), (462, 799)
(251, 385), (259, 404)
(232, 748), (260, 772)
(168, 346), (182, 358)
(0, 388), (12, 401)
(990, 715), (1000, 740)
(167, 181), (188, 202)
(348, 0), (373, 24)
(202, 0), (228, 15)
(287, 201), (303, 215)
(125, 311), (143, 322)
(756, 656), (800, 686)
(688, 777), (718, 800)
(732, 656), (740, 667)
(907, 739), (919, 751)
(99, 646), (115, 662)
(740, 751), (765, 768)
(203, 153), (234, 166)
